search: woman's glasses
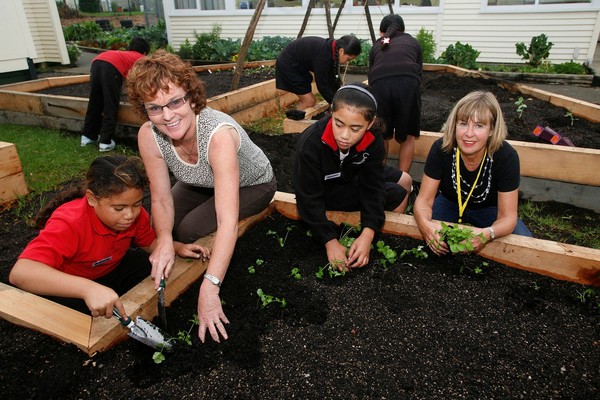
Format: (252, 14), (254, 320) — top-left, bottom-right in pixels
(143, 95), (189, 116)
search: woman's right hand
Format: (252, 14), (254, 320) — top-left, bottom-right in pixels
(149, 240), (176, 288)
(422, 221), (449, 256)
(325, 239), (349, 271)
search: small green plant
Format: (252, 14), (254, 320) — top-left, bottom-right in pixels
(376, 240), (397, 269)
(290, 267), (302, 280)
(267, 226), (295, 247)
(416, 27), (437, 63)
(575, 288), (596, 304)
(177, 38), (194, 60)
(400, 245), (429, 260)
(565, 111), (578, 126)
(248, 258), (264, 274)
(516, 34), (554, 67)
(553, 60), (587, 75)
(432, 222), (486, 254)
(339, 222), (360, 249)
(256, 288), (287, 308)
(515, 97), (527, 118)
(440, 42), (480, 70)
(152, 314), (200, 364)
(532, 282), (541, 291)
(67, 44), (81, 65)
(473, 261), (489, 275)
(315, 260), (346, 279)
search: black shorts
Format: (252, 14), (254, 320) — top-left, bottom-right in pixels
(275, 60), (313, 96)
(371, 77), (421, 142)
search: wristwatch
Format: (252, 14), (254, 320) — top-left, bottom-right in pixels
(487, 226), (496, 240)
(204, 273), (222, 287)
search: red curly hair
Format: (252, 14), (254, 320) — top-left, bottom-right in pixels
(126, 50), (206, 119)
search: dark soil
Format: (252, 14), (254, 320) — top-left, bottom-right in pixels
(1, 69), (599, 399)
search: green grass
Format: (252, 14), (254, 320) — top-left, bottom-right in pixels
(519, 200), (600, 249)
(0, 124), (137, 194)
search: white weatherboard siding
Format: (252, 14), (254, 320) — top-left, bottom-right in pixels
(0, 0), (38, 73)
(23, 0), (69, 65)
(164, 0), (600, 65)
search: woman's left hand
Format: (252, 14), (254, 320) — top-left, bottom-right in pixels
(197, 282), (229, 343)
(346, 234), (372, 268)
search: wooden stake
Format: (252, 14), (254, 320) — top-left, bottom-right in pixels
(230, 0), (267, 91)
(325, 0), (333, 39)
(297, 0), (315, 39)
(332, 0), (346, 33)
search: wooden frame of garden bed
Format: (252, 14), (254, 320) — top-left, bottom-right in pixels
(1, 191), (599, 356)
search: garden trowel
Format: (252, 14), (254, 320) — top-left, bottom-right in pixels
(112, 308), (172, 351)
(157, 275), (167, 328)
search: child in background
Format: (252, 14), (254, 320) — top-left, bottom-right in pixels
(294, 83), (412, 271)
(276, 35), (362, 110)
(9, 155), (209, 319)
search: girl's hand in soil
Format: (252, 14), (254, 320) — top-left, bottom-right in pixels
(174, 242), (211, 261)
(325, 239), (349, 271)
(197, 281), (230, 343)
(346, 228), (374, 268)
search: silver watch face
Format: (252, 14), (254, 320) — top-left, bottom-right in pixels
(206, 274), (220, 286)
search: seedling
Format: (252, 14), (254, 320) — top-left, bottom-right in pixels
(565, 111), (577, 126)
(376, 240), (397, 269)
(400, 245), (429, 260)
(515, 96), (527, 118)
(248, 258), (264, 274)
(339, 222), (360, 248)
(256, 288), (287, 308)
(575, 288), (596, 304)
(315, 260), (346, 279)
(290, 267), (302, 280)
(267, 226), (295, 247)
(432, 222), (486, 254)
(474, 261), (489, 275)
(152, 314), (200, 364)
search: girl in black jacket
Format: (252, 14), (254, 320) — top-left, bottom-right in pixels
(276, 35), (361, 111)
(294, 83), (412, 271)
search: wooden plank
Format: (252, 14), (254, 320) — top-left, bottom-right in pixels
(388, 132), (600, 187)
(193, 60), (275, 73)
(0, 75), (89, 92)
(0, 173), (28, 203)
(43, 95), (88, 119)
(271, 192), (600, 287)
(0, 283), (91, 352)
(0, 142), (24, 179)
(0, 91), (45, 115)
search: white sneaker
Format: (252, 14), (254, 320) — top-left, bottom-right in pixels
(99, 140), (116, 152)
(81, 135), (99, 147)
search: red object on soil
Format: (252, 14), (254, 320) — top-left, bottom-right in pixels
(532, 125), (575, 147)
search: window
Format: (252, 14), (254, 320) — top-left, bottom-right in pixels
(487, 0), (590, 5)
(174, 0), (197, 9)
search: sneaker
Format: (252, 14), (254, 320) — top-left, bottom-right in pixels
(81, 135), (99, 147)
(99, 140), (116, 152)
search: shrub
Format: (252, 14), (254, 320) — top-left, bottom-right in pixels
(192, 25), (223, 60)
(62, 21), (102, 42)
(416, 27), (437, 63)
(351, 38), (371, 67)
(440, 42), (480, 69)
(177, 39), (194, 60)
(516, 34), (553, 67)
(78, 0), (101, 13)
(67, 44), (81, 65)
(552, 61), (587, 75)
(247, 36), (293, 61)
(56, 1), (79, 18)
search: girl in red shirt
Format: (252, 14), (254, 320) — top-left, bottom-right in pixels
(9, 155), (209, 319)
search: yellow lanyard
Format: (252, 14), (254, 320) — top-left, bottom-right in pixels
(456, 147), (487, 223)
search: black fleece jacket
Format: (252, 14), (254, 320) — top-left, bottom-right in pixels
(294, 116), (387, 245)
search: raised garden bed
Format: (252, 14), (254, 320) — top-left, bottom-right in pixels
(0, 62), (599, 398)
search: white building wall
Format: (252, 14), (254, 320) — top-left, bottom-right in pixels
(164, 0), (600, 65)
(24, 0), (69, 65)
(0, 0), (38, 73)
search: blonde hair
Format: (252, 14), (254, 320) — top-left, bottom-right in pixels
(126, 50), (206, 119)
(441, 91), (507, 156)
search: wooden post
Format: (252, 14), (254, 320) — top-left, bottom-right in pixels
(364, 2), (376, 43)
(332, 0), (346, 34)
(230, 0), (267, 91)
(387, 0), (393, 14)
(325, 0), (333, 39)
(297, 0), (315, 39)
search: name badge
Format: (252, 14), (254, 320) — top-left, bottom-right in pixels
(324, 172), (341, 180)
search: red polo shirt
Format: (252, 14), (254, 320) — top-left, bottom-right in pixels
(94, 50), (145, 78)
(19, 197), (156, 280)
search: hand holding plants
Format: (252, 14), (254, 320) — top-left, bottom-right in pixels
(197, 282), (229, 343)
(346, 228), (375, 268)
(325, 239), (350, 271)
